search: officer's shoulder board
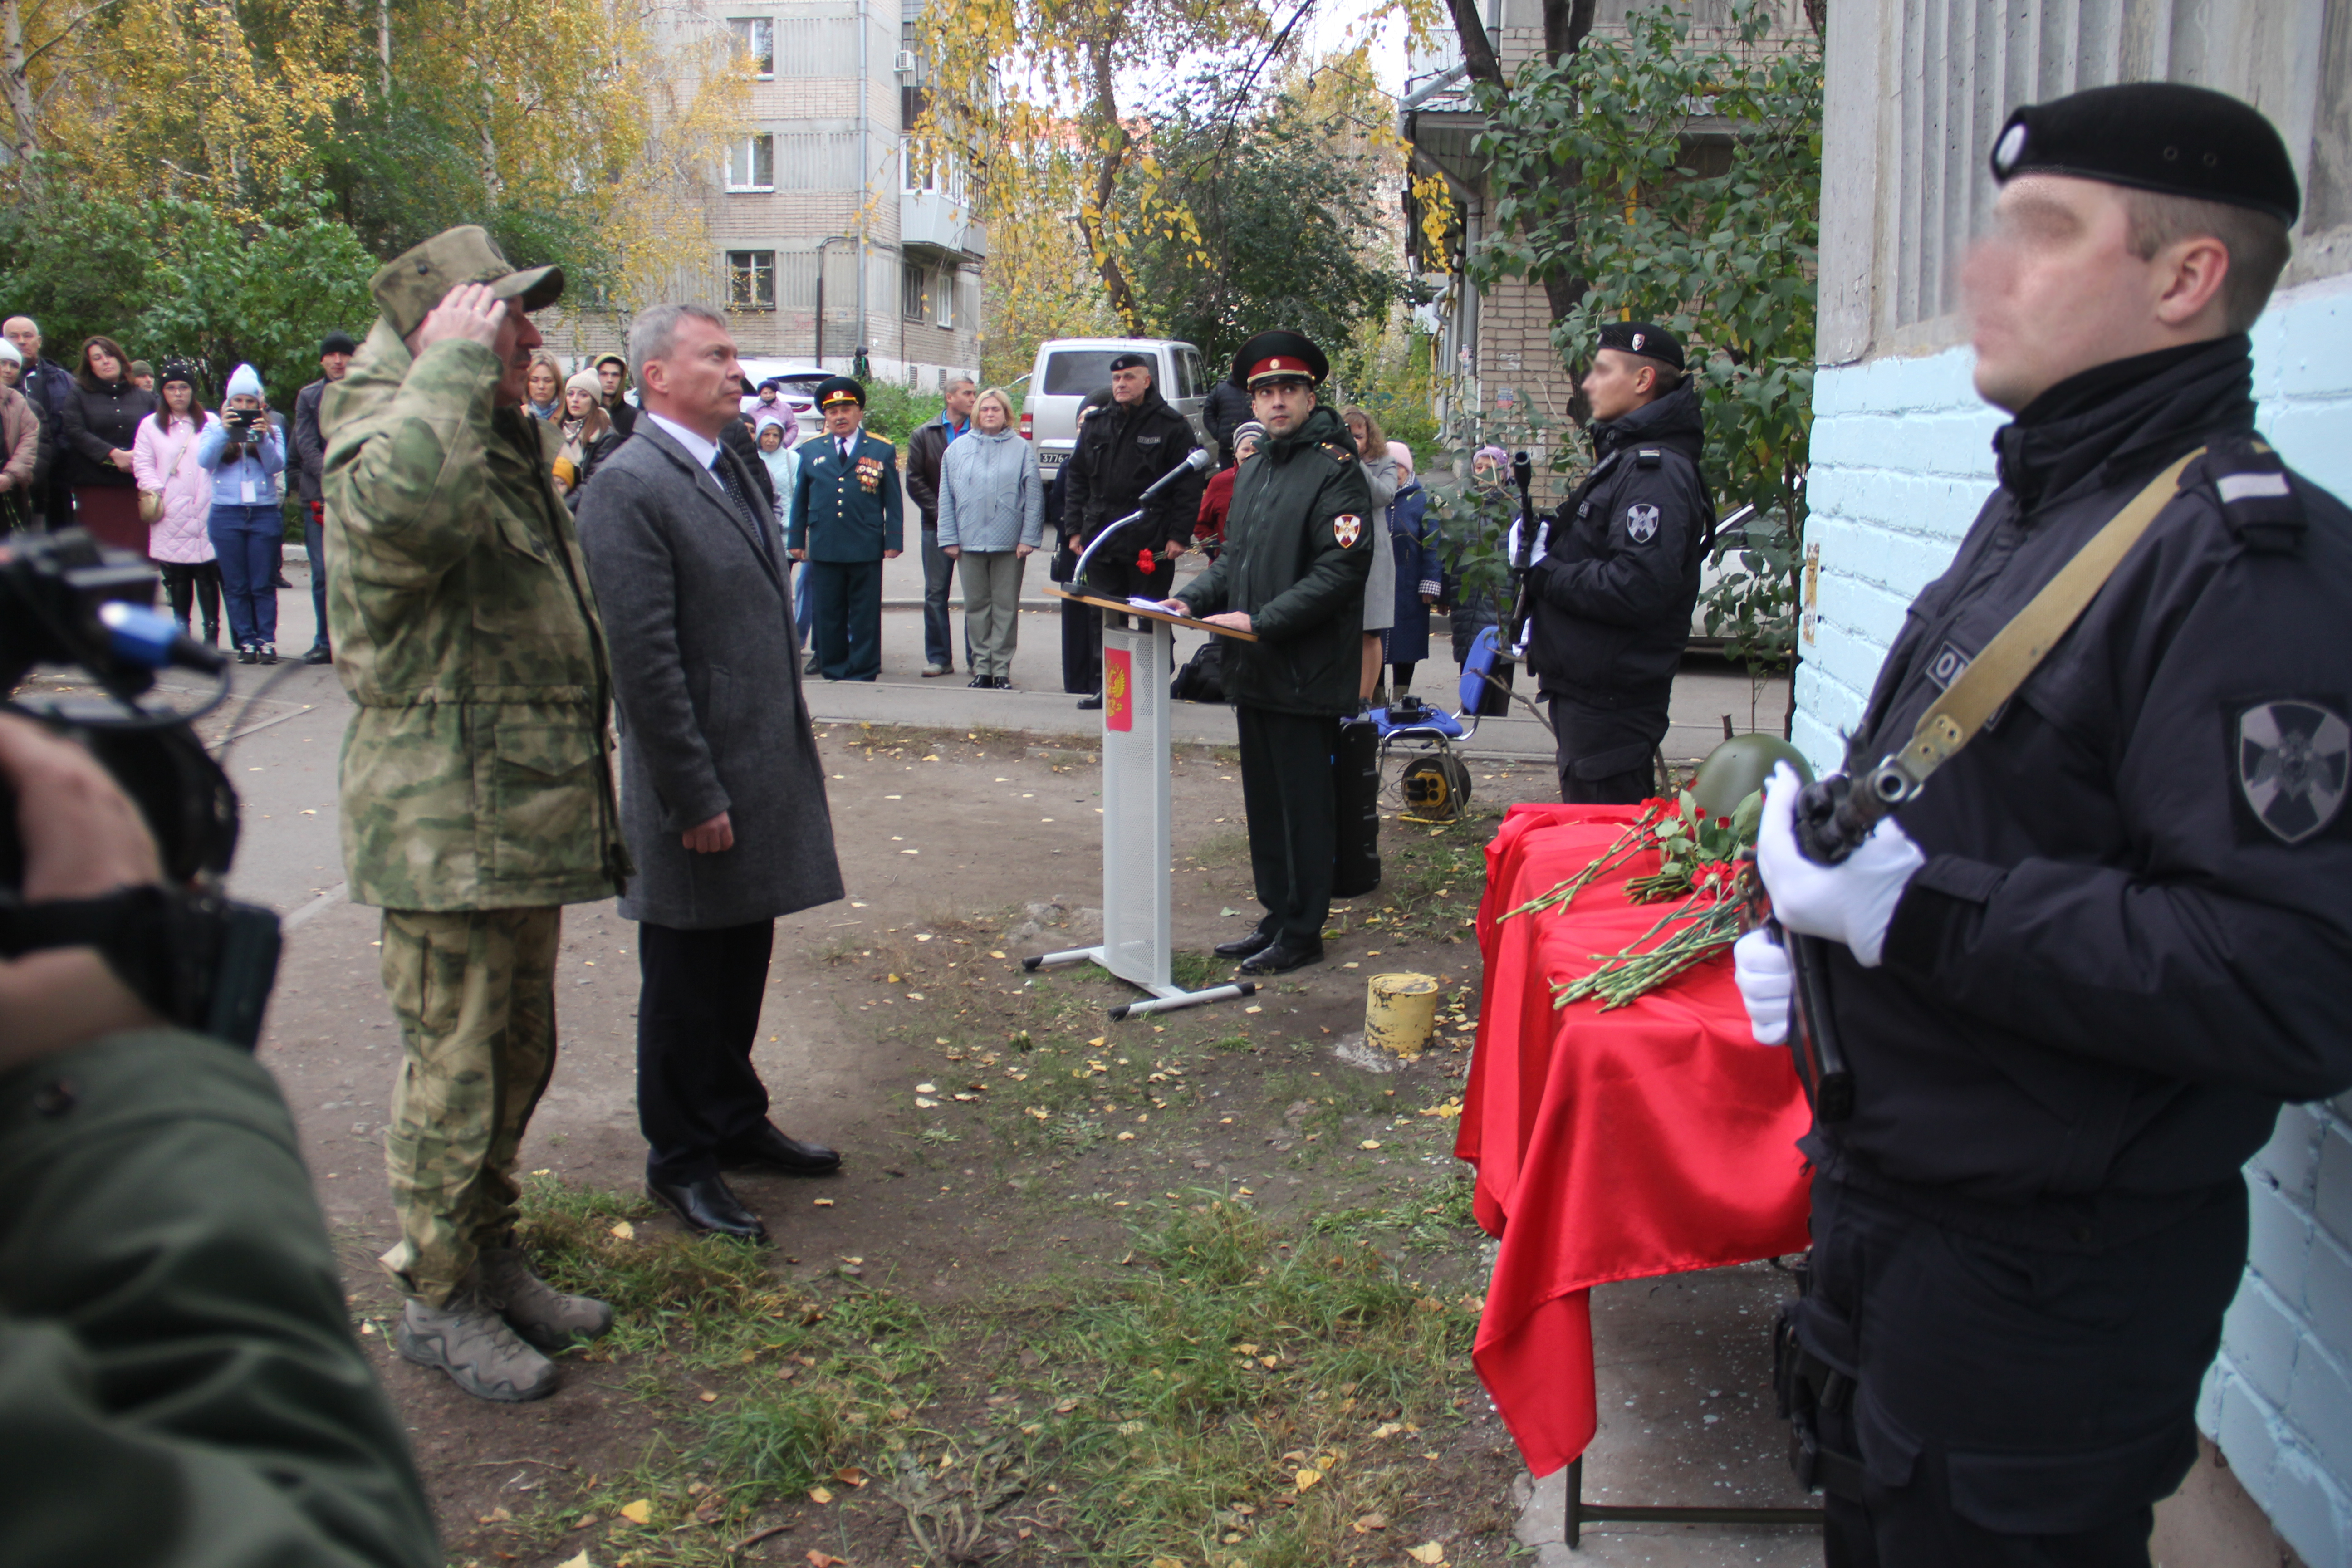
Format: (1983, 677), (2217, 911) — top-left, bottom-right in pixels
(1318, 441), (1357, 465)
(1634, 447), (1664, 469)
(2199, 436), (2303, 554)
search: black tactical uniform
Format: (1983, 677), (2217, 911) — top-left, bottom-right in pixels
(1064, 368), (1203, 603)
(1777, 85), (2352, 1568)
(1526, 336), (1712, 803)
(1178, 333), (1372, 969)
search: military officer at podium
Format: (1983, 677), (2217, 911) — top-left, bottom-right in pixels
(1166, 330), (1372, 976)
(788, 376), (903, 681)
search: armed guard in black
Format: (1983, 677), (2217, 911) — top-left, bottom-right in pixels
(1734, 82), (2352, 1566)
(1524, 321), (1713, 803)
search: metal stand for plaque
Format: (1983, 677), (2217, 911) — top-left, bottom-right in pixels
(1025, 590), (1258, 1021)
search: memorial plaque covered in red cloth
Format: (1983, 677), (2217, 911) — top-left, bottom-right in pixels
(1456, 803), (1813, 1478)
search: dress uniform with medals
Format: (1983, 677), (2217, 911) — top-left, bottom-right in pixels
(788, 376), (904, 682)
(1524, 320), (1714, 803)
(1172, 332), (1373, 976)
(1735, 83), (2352, 1565)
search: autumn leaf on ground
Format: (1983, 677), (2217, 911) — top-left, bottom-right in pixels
(555, 1553), (594, 1568)
(1405, 1543), (1446, 1564)
(617, 1498), (651, 1524)
(807, 1552), (849, 1568)
(607, 1220), (635, 1240)
(808, 1485), (834, 1504)
(1294, 1467), (1322, 1491)
(833, 1466), (868, 1487)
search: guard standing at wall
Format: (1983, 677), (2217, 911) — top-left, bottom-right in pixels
(323, 225), (631, 1405)
(787, 376), (903, 682)
(1733, 83), (2352, 1566)
(1523, 321), (1712, 803)
(1166, 331), (1372, 976)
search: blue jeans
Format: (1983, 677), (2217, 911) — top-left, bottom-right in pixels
(209, 505), (280, 647)
(919, 525), (958, 668)
(304, 505), (328, 649)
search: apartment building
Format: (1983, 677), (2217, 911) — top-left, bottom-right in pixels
(695, 0), (984, 387)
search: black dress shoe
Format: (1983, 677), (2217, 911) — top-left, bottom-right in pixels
(302, 643), (332, 665)
(1214, 928), (1276, 960)
(968, 675), (990, 688)
(1240, 940), (1324, 976)
(647, 1176), (768, 1240)
(1076, 693), (1103, 710)
(993, 676), (1011, 690)
(718, 1122), (842, 1176)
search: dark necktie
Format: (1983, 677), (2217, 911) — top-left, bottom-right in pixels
(711, 455), (775, 566)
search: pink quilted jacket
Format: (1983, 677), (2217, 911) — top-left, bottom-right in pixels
(132, 412), (216, 564)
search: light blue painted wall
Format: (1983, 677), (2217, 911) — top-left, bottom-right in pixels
(1796, 270), (2352, 1567)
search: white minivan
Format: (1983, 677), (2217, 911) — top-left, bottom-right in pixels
(1019, 338), (1210, 477)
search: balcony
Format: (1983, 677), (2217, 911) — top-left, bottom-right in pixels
(900, 189), (986, 261)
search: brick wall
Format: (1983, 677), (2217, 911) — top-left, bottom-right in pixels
(1797, 270), (2352, 1568)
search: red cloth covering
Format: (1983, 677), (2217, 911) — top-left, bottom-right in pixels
(1456, 802), (1813, 1478)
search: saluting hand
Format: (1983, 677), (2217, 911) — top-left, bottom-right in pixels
(414, 283), (508, 352)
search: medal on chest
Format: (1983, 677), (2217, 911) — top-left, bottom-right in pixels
(855, 455), (884, 493)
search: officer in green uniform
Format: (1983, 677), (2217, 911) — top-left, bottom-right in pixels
(1166, 331), (1373, 975)
(787, 375), (905, 682)
(323, 225), (630, 1404)
(0, 712), (438, 1567)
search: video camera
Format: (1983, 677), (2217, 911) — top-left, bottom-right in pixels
(0, 530), (281, 1047)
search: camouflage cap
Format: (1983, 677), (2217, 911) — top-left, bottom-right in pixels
(372, 225), (565, 340)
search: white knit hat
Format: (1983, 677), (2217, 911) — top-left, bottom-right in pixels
(225, 363), (264, 400)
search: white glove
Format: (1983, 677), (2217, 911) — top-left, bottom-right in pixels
(1754, 762), (1924, 969)
(1732, 927), (1792, 1046)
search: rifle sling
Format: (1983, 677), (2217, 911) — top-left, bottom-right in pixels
(1885, 446), (2205, 791)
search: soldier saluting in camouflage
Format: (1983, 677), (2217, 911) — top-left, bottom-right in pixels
(321, 225), (631, 1402)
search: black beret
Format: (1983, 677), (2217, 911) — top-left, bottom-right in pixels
(1595, 320), (1684, 371)
(1991, 82), (2300, 227)
(319, 330), (358, 357)
(1230, 329), (1328, 390)
(1107, 351), (1153, 373)
(815, 375), (866, 408)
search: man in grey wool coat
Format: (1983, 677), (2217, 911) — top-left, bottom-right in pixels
(576, 303), (847, 1243)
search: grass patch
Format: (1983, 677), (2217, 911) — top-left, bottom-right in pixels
(1013, 1198), (1479, 1564)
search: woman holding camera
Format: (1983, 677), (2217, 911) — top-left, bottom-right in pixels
(196, 363), (288, 664)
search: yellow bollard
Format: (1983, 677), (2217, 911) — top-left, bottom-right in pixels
(1365, 972), (1441, 1058)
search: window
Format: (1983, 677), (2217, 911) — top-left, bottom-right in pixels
(899, 139), (965, 201)
(934, 266), (954, 329)
(726, 251), (776, 311)
(724, 134), (773, 192)
(1040, 350), (1124, 396)
(728, 17), (773, 78)
(901, 262), (930, 321)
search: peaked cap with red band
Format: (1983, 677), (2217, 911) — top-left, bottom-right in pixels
(1230, 329), (1329, 391)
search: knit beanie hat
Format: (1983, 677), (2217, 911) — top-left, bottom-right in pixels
(0, 339), (18, 366)
(566, 368), (603, 401)
(158, 358), (199, 391)
(225, 363), (264, 401)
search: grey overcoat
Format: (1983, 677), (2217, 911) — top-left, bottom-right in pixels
(577, 420), (844, 929)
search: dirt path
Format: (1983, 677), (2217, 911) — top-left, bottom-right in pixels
(250, 717), (1565, 1567)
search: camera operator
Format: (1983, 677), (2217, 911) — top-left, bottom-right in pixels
(0, 710), (437, 1568)
(196, 363), (289, 666)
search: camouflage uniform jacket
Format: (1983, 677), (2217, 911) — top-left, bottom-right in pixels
(322, 323), (629, 911)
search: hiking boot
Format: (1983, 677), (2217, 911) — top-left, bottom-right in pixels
(396, 1289), (560, 1402)
(478, 1245), (614, 1351)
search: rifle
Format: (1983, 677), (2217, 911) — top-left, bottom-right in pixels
(1501, 450), (1538, 656)
(1740, 861), (1854, 1123)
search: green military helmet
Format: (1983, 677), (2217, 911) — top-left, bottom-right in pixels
(1689, 733), (1813, 822)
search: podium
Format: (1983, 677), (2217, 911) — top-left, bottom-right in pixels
(1024, 589), (1259, 1021)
